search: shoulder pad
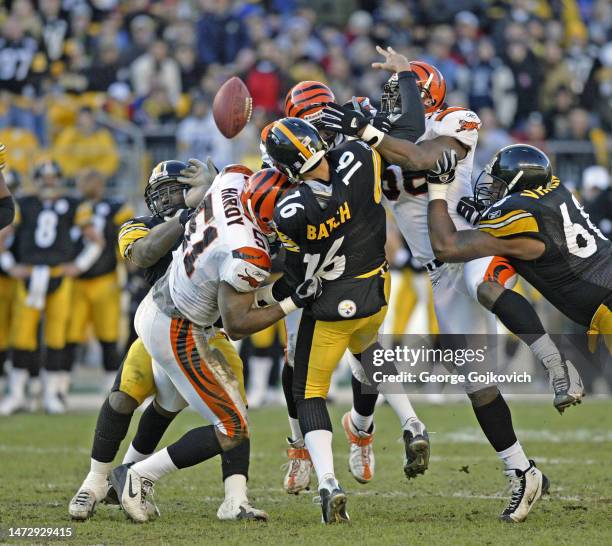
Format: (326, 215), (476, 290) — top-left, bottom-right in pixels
(478, 195), (539, 238)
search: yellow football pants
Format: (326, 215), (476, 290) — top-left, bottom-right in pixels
(0, 275), (16, 351)
(67, 271), (121, 344)
(11, 277), (72, 351)
(588, 301), (612, 355)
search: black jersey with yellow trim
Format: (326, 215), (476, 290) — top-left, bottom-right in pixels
(118, 214), (182, 286)
(274, 139), (388, 321)
(478, 178), (612, 326)
(12, 195), (92, 266)
(79, 198), (135, 279)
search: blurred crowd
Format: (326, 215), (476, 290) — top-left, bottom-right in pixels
(1, 0), (611, 407)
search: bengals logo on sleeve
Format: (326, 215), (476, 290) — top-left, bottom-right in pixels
(457, 119), (481, 132)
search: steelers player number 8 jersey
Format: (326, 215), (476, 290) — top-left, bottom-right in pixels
(478, 178), (612, 327)
(274, 140), (388, 321)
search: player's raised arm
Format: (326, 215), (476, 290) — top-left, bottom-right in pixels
(0, 143), (15, 229)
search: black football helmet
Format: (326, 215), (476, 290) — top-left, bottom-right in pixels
(474, 144), (552, 207)
(32, 160), (63, 199)
(265, 117), (328, 180)
(144, 160), (190, 217)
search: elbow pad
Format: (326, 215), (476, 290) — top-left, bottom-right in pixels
(0, 196), (15, 229)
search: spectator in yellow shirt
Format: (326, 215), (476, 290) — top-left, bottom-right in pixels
(54, 107), (119, 178)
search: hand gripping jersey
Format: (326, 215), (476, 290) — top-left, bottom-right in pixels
(274, 140), (388, 321)
(79, 198), (134, 278)
(478, 179), (612, 327)
(118, 214), (182, 286)
(167, 169), (272, 326)
(12, 195), (92, 266)
(384, 106), (481, 266)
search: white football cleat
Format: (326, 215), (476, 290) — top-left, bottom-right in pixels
(217, 498), (268, 521)
(341, 412), (375, 484)
(0, 392), (26, 416)
(68, 484), (107, 520)
(548, 359), (584, 413)
(109, 464), (157, 523)
(500, 460), (548, 523)
(44, 394), (66, 415)
(282, 438), (313, 494)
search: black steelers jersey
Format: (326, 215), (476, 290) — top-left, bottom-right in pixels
(478, 178), (612, 327)
(79, 198), (134, 279)
(274, 140), (388, 321)
(12, 195), (92, 266)
(118, 214), (182, 286)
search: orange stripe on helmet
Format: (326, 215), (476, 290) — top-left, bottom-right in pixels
(284, 81), (335, 119)
(409, 61), (446, 114)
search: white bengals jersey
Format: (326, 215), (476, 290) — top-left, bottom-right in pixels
(385, 106), (481, 265)
(168, 168), (272, 326)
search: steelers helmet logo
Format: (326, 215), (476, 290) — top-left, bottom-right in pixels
(338, 299), (357, 318)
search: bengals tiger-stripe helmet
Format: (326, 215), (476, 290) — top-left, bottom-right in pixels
(284, 81), (335, 127)
(382, 62), (446, 114)
(241, 168), (296, 235)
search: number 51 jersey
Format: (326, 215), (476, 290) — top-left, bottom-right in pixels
(478, 178), (612, 327)
(274, 140), (388, 321)
(166, 168), (272, 327)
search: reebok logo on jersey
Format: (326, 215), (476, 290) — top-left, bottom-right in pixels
(457, 119), (480, 132)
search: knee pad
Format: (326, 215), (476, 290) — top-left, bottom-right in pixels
(464, 256), (517, 301)
(108, 390), (139, 414)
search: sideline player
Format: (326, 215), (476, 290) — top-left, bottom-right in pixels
(0, 143), (15, 229)
(321, 48), (551, 522)
(427, 144), (612, 355)
(0, 160), (103, 415)
(109, 165), (319, 522)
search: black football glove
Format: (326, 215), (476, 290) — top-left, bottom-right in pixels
(370, 112), (391, 134)
(426, 149), (458, 185)
(456, 196), (485, 226)
(291, 276), (322, 308)
(320, 102), (370, 137)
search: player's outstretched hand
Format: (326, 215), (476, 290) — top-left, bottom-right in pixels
(178, 157), (218, 188)
(321, 102), (370, 136)
(372, 45), (411, 73)
(291, 276), (322, 308)
(456, 196), (485, 225)
(426, 150), (458, 185)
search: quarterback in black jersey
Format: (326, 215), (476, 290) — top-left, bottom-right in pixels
(69, 158), (267, 523)
(262, 117), (395, 524)
(428, 144), (612, 354)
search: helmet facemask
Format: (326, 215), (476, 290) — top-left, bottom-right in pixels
(381, 73), (401, 114)
(145, 180), (189, 217)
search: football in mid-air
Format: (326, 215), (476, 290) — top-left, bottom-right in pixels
(212, 76), (252, 139)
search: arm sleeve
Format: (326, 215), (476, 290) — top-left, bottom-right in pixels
(0, 196), (14, 229)
(389, 71), (425, 142)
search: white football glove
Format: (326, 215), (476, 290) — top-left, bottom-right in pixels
(178, 157), (218, 189)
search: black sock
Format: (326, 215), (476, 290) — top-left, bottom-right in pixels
(0, 350), (6, 376)
(282, 363), (297, 419)
(491, 290), (546, 346)
(91, 398), (133, 463)
(351, 374), (378, 421)
(221, 438), (249, 481)
(63, 343), (77, 372)
(101, 341), (120, 372)
(472, 393), (517, 452)
(131, 402), (176, 455)
(12, 349), (40, 375)
(296, 397), (332, 435)
(167, 425), (223, 469)
(45, 348), (64, 372)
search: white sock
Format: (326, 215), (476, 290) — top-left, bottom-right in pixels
(529, 334), (562, 369)
(385, 393), (418, 429)
(131, 447), (177, 482)
(122, 443), (150, 464)
(104, 371), (116, 393)
(288, 417), (303, 444)
(497, 441), (530, 472)
(83, 458), (112, 490)
(246, 356), (274, 406)
(350, 408), (373, 432)
(43, 371), (61, 400)
(224, 474), (247, 502)
(58, 371), (71, 398)
(304, 429), (334, 487)
(8, 368), (28, 398)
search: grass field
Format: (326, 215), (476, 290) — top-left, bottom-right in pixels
(0, 400), (611, 546)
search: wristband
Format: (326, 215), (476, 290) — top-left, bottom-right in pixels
(427, 183), (450, 202)
(361, 124), (385, 148)
(279, 297), (298, 315)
